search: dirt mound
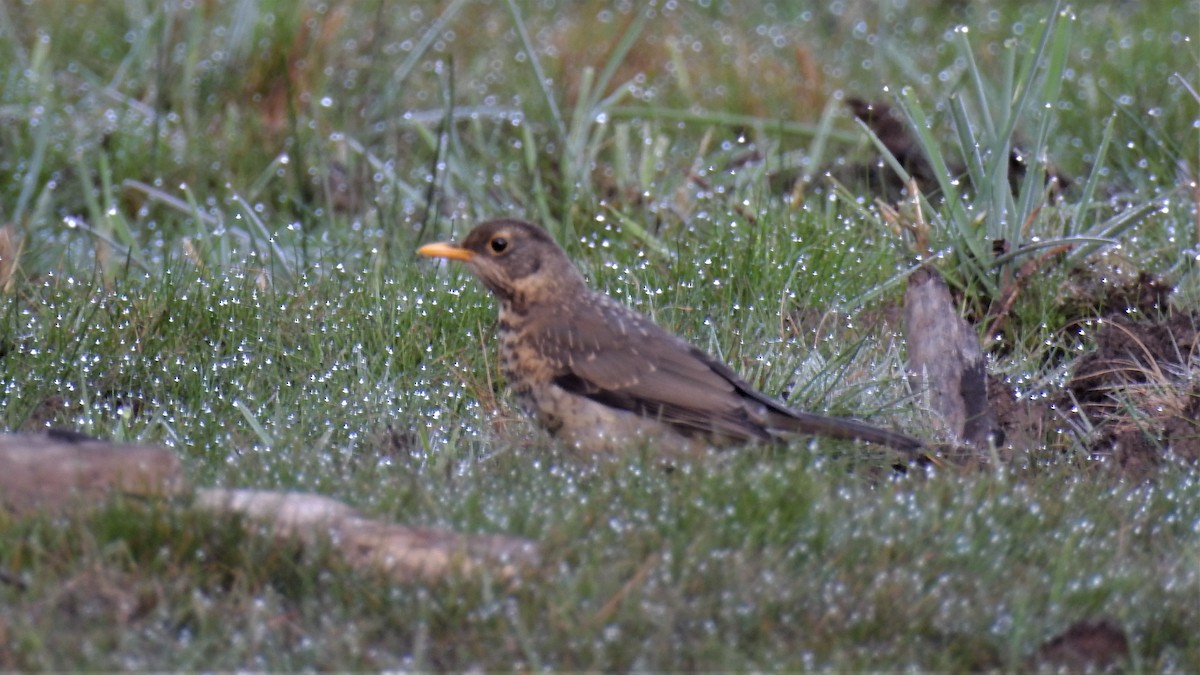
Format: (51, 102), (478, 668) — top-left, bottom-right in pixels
(1066, 312), (1199, 472)
(1030, 618), (1130, 671)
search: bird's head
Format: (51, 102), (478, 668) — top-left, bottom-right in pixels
(417, 219), (586, 308)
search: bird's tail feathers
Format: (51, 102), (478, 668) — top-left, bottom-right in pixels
(769, 409), (925, 454)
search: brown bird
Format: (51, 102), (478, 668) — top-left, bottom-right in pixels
(418, 219), (924, 456)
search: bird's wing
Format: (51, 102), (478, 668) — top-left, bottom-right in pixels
(528, 293), (771, 441)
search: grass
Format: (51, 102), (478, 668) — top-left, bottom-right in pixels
(1, 0), (1198, 670)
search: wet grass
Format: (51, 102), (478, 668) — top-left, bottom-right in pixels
(1, 0), (1198, 670)
(4, 455), (1197, 670)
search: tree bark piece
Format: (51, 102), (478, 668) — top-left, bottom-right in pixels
(904, 266), (1001, 447)
(194, 488), (541, 583)
(0, 432), (186, 516)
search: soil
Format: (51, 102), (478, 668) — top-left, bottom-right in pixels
(1065, 310), (1199, 473)
(983, 270), (1198, 475)
(986, 374), (1048, 456)
(1030, 618), (1130, 671)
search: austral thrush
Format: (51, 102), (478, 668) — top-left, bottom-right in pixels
(418, 219), (924, 455)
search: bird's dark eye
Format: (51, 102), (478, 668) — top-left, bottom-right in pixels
(489, 237), (508, 254)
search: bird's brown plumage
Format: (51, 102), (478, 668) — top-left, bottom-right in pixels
(418, 218), (923, 455)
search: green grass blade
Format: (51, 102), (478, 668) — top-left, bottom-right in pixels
(1068, 114), (1117, 242)
(587, 7), (649, 116)
(957, 27), (996, 139)
(506, 0), (566, 140)
(12, 106), (50, 225)
(395, 0), (470, 101)
(233, 194), (296, 285)
(949, 95), (987, 193)
(235, 400), (276, 448)
(608, 106), (856, 142)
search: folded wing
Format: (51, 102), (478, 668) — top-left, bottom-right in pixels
(534, 294), (773, 441)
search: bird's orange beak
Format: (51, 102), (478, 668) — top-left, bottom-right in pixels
(417, 241), (474, 261)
